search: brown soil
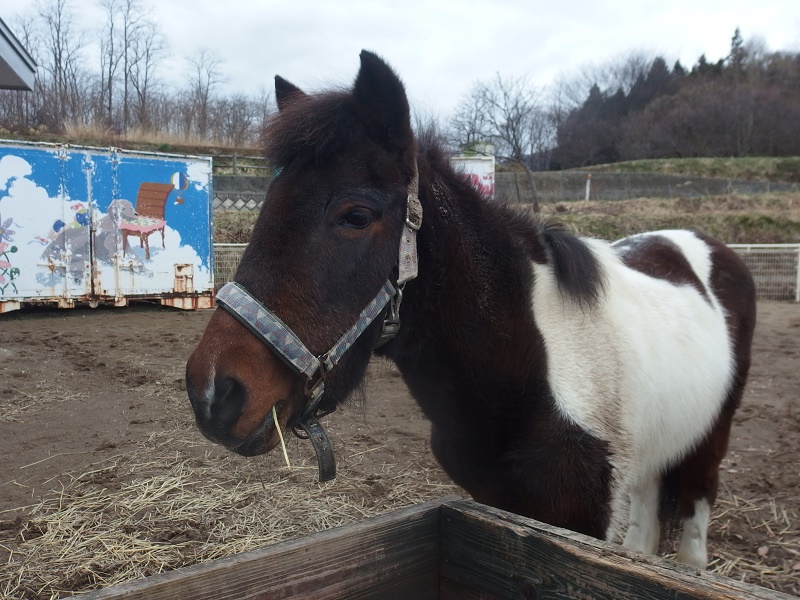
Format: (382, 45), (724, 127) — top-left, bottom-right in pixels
(0, 301), (798, 596)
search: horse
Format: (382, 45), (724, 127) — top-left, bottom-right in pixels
(186, 51), (756, 569)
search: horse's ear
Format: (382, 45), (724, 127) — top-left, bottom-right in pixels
(275, 75), (305, 111)
(352, 50), (414, 162)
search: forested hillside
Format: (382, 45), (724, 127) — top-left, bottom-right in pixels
(450, 29), (800, 170)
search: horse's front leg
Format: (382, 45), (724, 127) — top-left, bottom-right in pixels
(622, 475), (661, 555)
(675, 497), (711, 568)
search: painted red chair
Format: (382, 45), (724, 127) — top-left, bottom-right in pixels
(120, 182), (172, 260)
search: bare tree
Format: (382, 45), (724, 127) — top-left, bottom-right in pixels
(550, 50), (657, 120)
(451, 74), (552, 167)
(253, 86), (274, 131)
(127, 17), (166, 130)
(1, 2), (271, 145)
(118, 0), (146, 129)
(450, 74), (552, 209)
(98, 0), (124, 127)
(188, 48), (225, 138)
(96, 0), (161, 131)
(38, 0), (90, 130)
(213, 94), (256, 146)
(0, 15), (41, 130)
(449, 85), (490, 149)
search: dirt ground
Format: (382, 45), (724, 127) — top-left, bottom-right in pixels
(0, 300), (799, 596)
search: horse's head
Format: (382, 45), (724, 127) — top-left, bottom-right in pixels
(186, 51), (417, 465)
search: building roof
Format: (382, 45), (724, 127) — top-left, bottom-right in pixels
(0, 17), (37, 91)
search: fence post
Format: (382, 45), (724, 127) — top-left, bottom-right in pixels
(795, 247), (800, 303)
(584, 173), (591, 202)
(233, 153), (238, 175)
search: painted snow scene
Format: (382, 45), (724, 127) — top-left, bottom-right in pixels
(0, 141), (213, 311)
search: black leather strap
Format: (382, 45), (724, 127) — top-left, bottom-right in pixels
(295, 416), (336, 482)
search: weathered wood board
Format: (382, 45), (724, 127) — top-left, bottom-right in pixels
(439, 502), (788, 600)
(82, 499), (441, 600)
(83, 498), (793, 600)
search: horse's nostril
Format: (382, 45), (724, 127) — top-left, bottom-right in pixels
(210, 376), (247, 430)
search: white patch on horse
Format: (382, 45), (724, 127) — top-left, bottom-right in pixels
(530, 230), (734, 547)
(188, 365), (217, 423)
(676, 498), (712, 568)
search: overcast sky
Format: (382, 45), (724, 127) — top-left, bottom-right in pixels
(5, 0), (800, 119)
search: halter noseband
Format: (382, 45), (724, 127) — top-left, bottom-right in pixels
(215, 172), (422, 482)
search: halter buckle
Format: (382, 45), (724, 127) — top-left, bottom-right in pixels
(375, 286), (403, 348)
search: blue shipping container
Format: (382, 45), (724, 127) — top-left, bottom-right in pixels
(0, 141), (214, 312)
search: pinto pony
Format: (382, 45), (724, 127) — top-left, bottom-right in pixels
(186, 51), (756, 568)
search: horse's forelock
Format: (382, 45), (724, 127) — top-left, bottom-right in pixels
(262, 73), (417, 182)
(262, 90), (361, 169)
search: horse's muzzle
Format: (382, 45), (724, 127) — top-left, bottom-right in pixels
(230, 401), (284, 456)
(186, 367), (286, 457)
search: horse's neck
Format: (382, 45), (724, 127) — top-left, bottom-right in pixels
(383, 167), (547, 425)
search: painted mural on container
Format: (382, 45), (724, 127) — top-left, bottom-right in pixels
(451, 154), (495, 200)
(0, 141), (213, 311)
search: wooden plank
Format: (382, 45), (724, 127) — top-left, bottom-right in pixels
(439, 500), (793, 600)
(82, 499), (443, 600)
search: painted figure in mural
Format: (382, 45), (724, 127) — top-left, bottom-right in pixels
(38, 199), (146, 285)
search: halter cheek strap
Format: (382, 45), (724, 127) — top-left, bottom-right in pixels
(398, 172), (422, 286)
(215, 170), (422, 483)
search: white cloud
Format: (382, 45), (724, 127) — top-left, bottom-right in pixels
(186, 162), (212, 192)
(0, 154), (32, 192)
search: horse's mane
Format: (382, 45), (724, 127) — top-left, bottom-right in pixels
(416, 126), (605, 309)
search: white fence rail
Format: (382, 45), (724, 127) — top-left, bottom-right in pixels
(213, 243), (800, 302)
(728, 244), (800, 302)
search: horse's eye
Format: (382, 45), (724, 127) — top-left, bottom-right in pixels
(338, 209), (373, 229)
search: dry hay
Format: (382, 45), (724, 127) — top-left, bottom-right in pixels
(1, 422), (797, 598)
(0, 423), (457, 599)
(0, 387), (82, 425)
(707, 482), (800, 596)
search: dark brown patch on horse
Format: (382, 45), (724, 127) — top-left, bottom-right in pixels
(614, 233), (709, 300)
(382, 133), (612, 538)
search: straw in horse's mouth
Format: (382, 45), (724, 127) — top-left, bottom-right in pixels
(232, 399), (285, 457)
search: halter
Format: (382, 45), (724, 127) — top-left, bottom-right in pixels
(215, 172), (422, 482)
